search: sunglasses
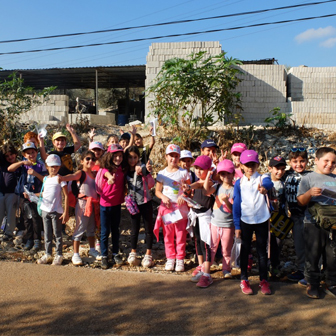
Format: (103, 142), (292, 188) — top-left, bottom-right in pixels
(290, 147), (306, 152)
(85, 157), (96, 162)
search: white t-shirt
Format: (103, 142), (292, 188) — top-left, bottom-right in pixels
(40, 175), (67, 214)
(156, 167), (190, 203)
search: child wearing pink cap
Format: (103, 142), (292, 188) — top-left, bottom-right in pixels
(230, 143), (247, 182)
(204, 159), (235, 279)
(154, 144), (191, 272)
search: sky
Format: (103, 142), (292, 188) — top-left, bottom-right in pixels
(1, 0), (336, 70)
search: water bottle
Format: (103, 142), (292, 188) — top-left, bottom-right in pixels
(27, 174), (34, 184)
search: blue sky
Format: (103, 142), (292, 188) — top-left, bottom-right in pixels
(1, 0), (336, 70)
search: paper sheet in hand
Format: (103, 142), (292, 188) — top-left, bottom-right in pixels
(162, 209), (183, 225)
(35, 124), (47, 138)
(321, 188), (336, 200)
(23, 186), (39, 204)
(149, 118), (157, 136)
(180, 195), (202, 209)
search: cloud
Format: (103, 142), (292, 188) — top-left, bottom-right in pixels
(320, 37), (336, 48)
(295, 26), (336, 43)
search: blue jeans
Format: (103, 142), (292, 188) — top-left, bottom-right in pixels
(100, 204), (121, 257)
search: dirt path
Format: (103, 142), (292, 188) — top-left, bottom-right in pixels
(0, 261), (335, 335)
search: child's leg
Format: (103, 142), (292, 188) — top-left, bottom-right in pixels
(324, 230), (336, 287)
(31, 203), (43, 241)
(254, 221), (269, 281)
(240, 221), (254, 280)
(130, 212), (141, 252)
(22, 200), (34, 242)
(175, 219), (188, 260)
(193, 219), (204, 266)
(100, 205), (111, 257)
(110, 204), (121, 255)
(41, 211), (53, 255)
(51, 212), (63, 255)
(270, 233), (280, 269)
(210, 223), (220, 264)
(201, 241), (212, 274)
(220, 227), (235, 272)
(73, 200), (89, 252)
(292, 215), (305, 273)
(4, 193), (17, 236)
(163, 223), (177, 260)
(140, 201), (154, 254)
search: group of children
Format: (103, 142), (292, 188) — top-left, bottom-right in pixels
(1, 125), (336, 299)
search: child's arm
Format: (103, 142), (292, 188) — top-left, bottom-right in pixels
(124, 126), (136, 152)
(8, 160), (27, 172)
(232, 180), (242, 238)
(88, 128), (96, 143)
(58, 170), (82, 183)
(27, 168), (44, 182)
(66, 123), (81, 152)
(39, 134), (48, 161)
(155, 181), (171, 207)
(218, 193), (233, 211)
(259, 175), (274, 194)
(149, 127), (155, 150)
(60, 185), (69, 224)
(104, 171), (115, 185)
(204, 170), (216, 196)
(297, 187), (322, 206)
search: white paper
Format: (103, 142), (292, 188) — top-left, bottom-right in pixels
(35, 124), (47, 138)
(162, 209), (183, 225)
(321, 188), (336, 201)
(23, 186), (39, 204)
(149, 118), (158, 136)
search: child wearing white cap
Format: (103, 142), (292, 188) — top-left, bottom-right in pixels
(179, 150), (196, 183)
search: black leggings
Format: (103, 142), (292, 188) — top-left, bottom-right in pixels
(193, 218), (211, 262)
(130, 201), (154, 250)
(23, 200), (43, 241)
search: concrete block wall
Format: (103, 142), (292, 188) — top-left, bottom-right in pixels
(68, 112), (115, 125)
(288, 66), (336, 129)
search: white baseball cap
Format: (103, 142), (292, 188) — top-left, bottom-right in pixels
(180, 150), (193, 160)
(45, 154), (61, 167)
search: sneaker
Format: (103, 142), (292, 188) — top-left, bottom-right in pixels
(259, 279), (271, 295)
(72, 254), (83, 266)
(165, 258), (175, 271)
(287, 270), (304, 282)
(128, 252), (140, 266)
(192, 265), (203, 277)
(24, 240), (34, 251)
(175, 259), (184, 272)
(113, 254), (123, 265)
(37, 254), (53, 264)
(89, 249), (102, 261)
(31, 240), (41, 251)
(270, 266), (281, 278)
(324, 285), (336, 298)
(306, 284), (320, 299)
(95, 240), (101, 253)
(52, 255), (63, 266)
(101, 257), (108, 269)
(191, 271), (204, 283)
(223, 270), (233, 279)
(298, 278), (308, 288)
(142, 255), (154, 268)
(240, 280), (253, 295)
(196, 275), (213, 288)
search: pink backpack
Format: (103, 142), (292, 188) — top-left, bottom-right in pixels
(95, 168), (105, 195)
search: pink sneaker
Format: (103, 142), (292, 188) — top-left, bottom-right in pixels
(259, 279), (271, 295)
(192, 265), (202, 277)
(240, 280), (253, 295)
(196, 275), (213, 288)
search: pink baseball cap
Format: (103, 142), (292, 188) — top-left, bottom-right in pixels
(165, 144), (181, 155)
(89, 141), (104, 151)
(193, 155), (212, 170)
(107, 144), (123, 153)
(240, 150), (259, 164)
(217, 159), (235, 174)
(231, 143), (247, 154)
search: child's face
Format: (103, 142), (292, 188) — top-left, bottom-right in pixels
(128, 151), (139, 168)
(4, 152), (16, 164)
(201, 146), (216, 158)
(242, 162), (259, 178)
(134, 136), (143, 147)
(289, 156), (307, 173)
(231, 151), (241, 167)
(218, 171), (234, 184)
(92, 148), (104, 159)
(194, 165), (208, 180)
(53, 137), (66, 151)
(107, 136), (118, 147)
(315, 152), (336, 175)
(23, 149), (37, 163)
(180, 158), (193, 171)
(113, 152), (123, 166)
(82, 155), (96, 169)
(119, 139), (129, 149)
(166, 153), (180, 168)
(268, 165), (286, 181)
(47, 165), (60, 176)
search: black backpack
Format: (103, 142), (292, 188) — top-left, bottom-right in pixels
(71, 171), (86, 199)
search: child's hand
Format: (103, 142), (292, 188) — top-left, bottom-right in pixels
(135, 165), (142, 175)
(235, 229), (241, 238)
(206, 170), (213, 180)
(27, 168), (35, 176)
(25, 160), (33, 166)
(218, 149), (227, 162)
(23, 192), (29, 199)
(60, 212), (69, 224)
(211, 153), (219, 166)
(88, 128), (96, 141)
(182, 183), (191, 193)
(146, 160), (153, 173)
(107, 173), (116, 185)
(66, 123), (74, 133)
(149, 126), (154, 136)
(161, 195), (170, 208)
(258, 184), (267, 195)
(130, 125), (137, 135)
(218, 193), (229, 203)
(310, 187), (322, 197)
(119, 129), (124, 135)
(177, 196), (186, 206)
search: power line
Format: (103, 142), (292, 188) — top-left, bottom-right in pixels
(0, 13), (335, 56)
(1, 0), (335, 44)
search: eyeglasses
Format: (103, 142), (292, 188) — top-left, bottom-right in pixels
(85, 157), (96, 162)
(290, 147), (306, 152)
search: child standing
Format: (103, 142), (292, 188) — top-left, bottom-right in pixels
(154, 144), (190, 272)
(96, 144), (125, 269)
(284, 148), (311, 284)
(233, 150), (274, 295)
(230, 143), (247, 182)
(297, 147), (336, 299)
(125, 146), (154, 268)
(179, 150), (196, 183)
(37, 154), (69, 265)
(59, 151), (101, 266)
(134, 128), (155, 165)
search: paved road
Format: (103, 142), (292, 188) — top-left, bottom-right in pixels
(0, 261), (335, 335)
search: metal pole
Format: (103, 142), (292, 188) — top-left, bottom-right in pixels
(95, 69), (99, 115)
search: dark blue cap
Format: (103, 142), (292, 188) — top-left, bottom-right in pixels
(201, 139), (218, 149)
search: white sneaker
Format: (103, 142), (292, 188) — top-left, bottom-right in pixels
(175, 259), (185, 272)
(52, 255), (63, 266)
(95, 240), (101, 253)
(142, 254), (154, 268)
(37, 254), (53, 264)
(89, 249), (102, 261)
(223, 270), (233, 279)
(72, 254), (83, 266)
(128, 252), (140, 266)
(165, 258), (175, 271)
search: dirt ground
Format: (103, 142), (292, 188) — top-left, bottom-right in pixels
(0, 261), (335, 336)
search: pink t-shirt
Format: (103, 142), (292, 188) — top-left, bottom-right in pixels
(99, 166), (125, 207)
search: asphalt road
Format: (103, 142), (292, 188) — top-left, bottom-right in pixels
(0, 261), (335, 335)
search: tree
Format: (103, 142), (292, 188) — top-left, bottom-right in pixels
(0, 71), (56, 144)
(147, 51), (243, 143)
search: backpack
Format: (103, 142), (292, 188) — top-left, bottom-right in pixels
(308, 203), (336, 231)
(68, 171), (86, 208)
